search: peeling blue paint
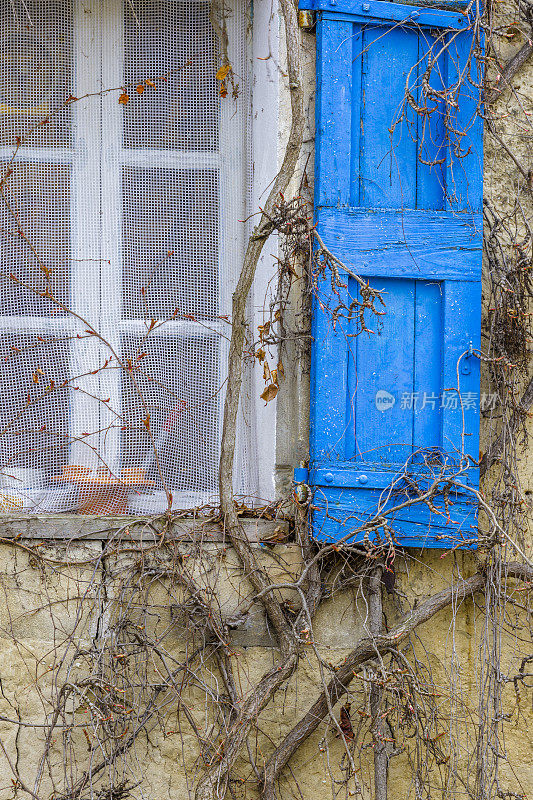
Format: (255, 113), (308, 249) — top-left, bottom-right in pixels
(307, 1), (483, 548)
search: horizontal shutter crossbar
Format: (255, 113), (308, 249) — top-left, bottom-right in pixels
(311, 466), (479, 489)
(312, 505), (478, 548)
(317, 207), (482, 281)
(299, 0), (471, 28)
(313, 497), (477, 529)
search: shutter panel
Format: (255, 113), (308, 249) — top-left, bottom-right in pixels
(306, 0), (483, 548)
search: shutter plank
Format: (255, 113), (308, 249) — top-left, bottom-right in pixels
(413, 280), (443, 452)
(416, 30), (447, 210)
(354, 278), (415, 465)
(350, 25), (363, 206)
(310, 284), (352, 460)
(361, 25), (418, 209)
(316, 18), (353, 207)
(441, 280), (481, 466)
(445, 32), (483, 212)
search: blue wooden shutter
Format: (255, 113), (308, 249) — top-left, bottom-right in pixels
(305, 0), (483, 548)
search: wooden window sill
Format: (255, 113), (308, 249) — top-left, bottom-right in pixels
(0, 514), (290, 543)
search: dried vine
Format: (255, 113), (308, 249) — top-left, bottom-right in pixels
(0, 1), (531, 800)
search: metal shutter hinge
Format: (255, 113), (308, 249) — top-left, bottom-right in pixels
(298, 9), (315, 29)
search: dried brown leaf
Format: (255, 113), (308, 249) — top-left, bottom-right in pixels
(260, 384), (278, 404)
(338, 703), (354, 741)
(216, 63), (231, 81)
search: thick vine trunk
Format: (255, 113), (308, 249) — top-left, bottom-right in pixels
(196, 2), (305, 798)
(369, 567), (387, 800)
(259, 563), (533, 799)
(195, 654), (298, 800)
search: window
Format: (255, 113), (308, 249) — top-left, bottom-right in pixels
(0, 0), (249, 514)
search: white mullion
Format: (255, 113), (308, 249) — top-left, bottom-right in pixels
(69, 0), (103, 467)
(99, 0), (124, 472)
(0, 317), (76, 333)
(218, 1), (246, 329)
(0, 146), (73, 163)
(121, 149), (219, 171)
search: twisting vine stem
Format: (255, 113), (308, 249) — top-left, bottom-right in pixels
(0, 2), (531, 800)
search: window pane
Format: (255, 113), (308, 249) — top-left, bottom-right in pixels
(120, 333), (220, 495)
(0, 161), (70, 315)
(0, 332), (70, 478)
(123, 0), (218, 151)
(0, 0), (72, 148)
(122, 166), (219, 320)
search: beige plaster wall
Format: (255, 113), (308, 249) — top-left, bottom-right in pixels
(0, 538), (529, 799)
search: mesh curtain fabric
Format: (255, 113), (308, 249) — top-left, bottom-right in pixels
(0, 0), (253, 514)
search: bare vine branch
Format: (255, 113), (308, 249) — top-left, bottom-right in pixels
(260, 562), (533, 800)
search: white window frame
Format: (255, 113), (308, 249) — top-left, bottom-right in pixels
(0, 0), (280, 505)
(250, 0), (280, 501)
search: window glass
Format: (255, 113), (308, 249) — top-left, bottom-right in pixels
(122, 166), (219, 320)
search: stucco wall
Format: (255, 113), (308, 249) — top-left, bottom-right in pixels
(0, 531), (530, 799)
